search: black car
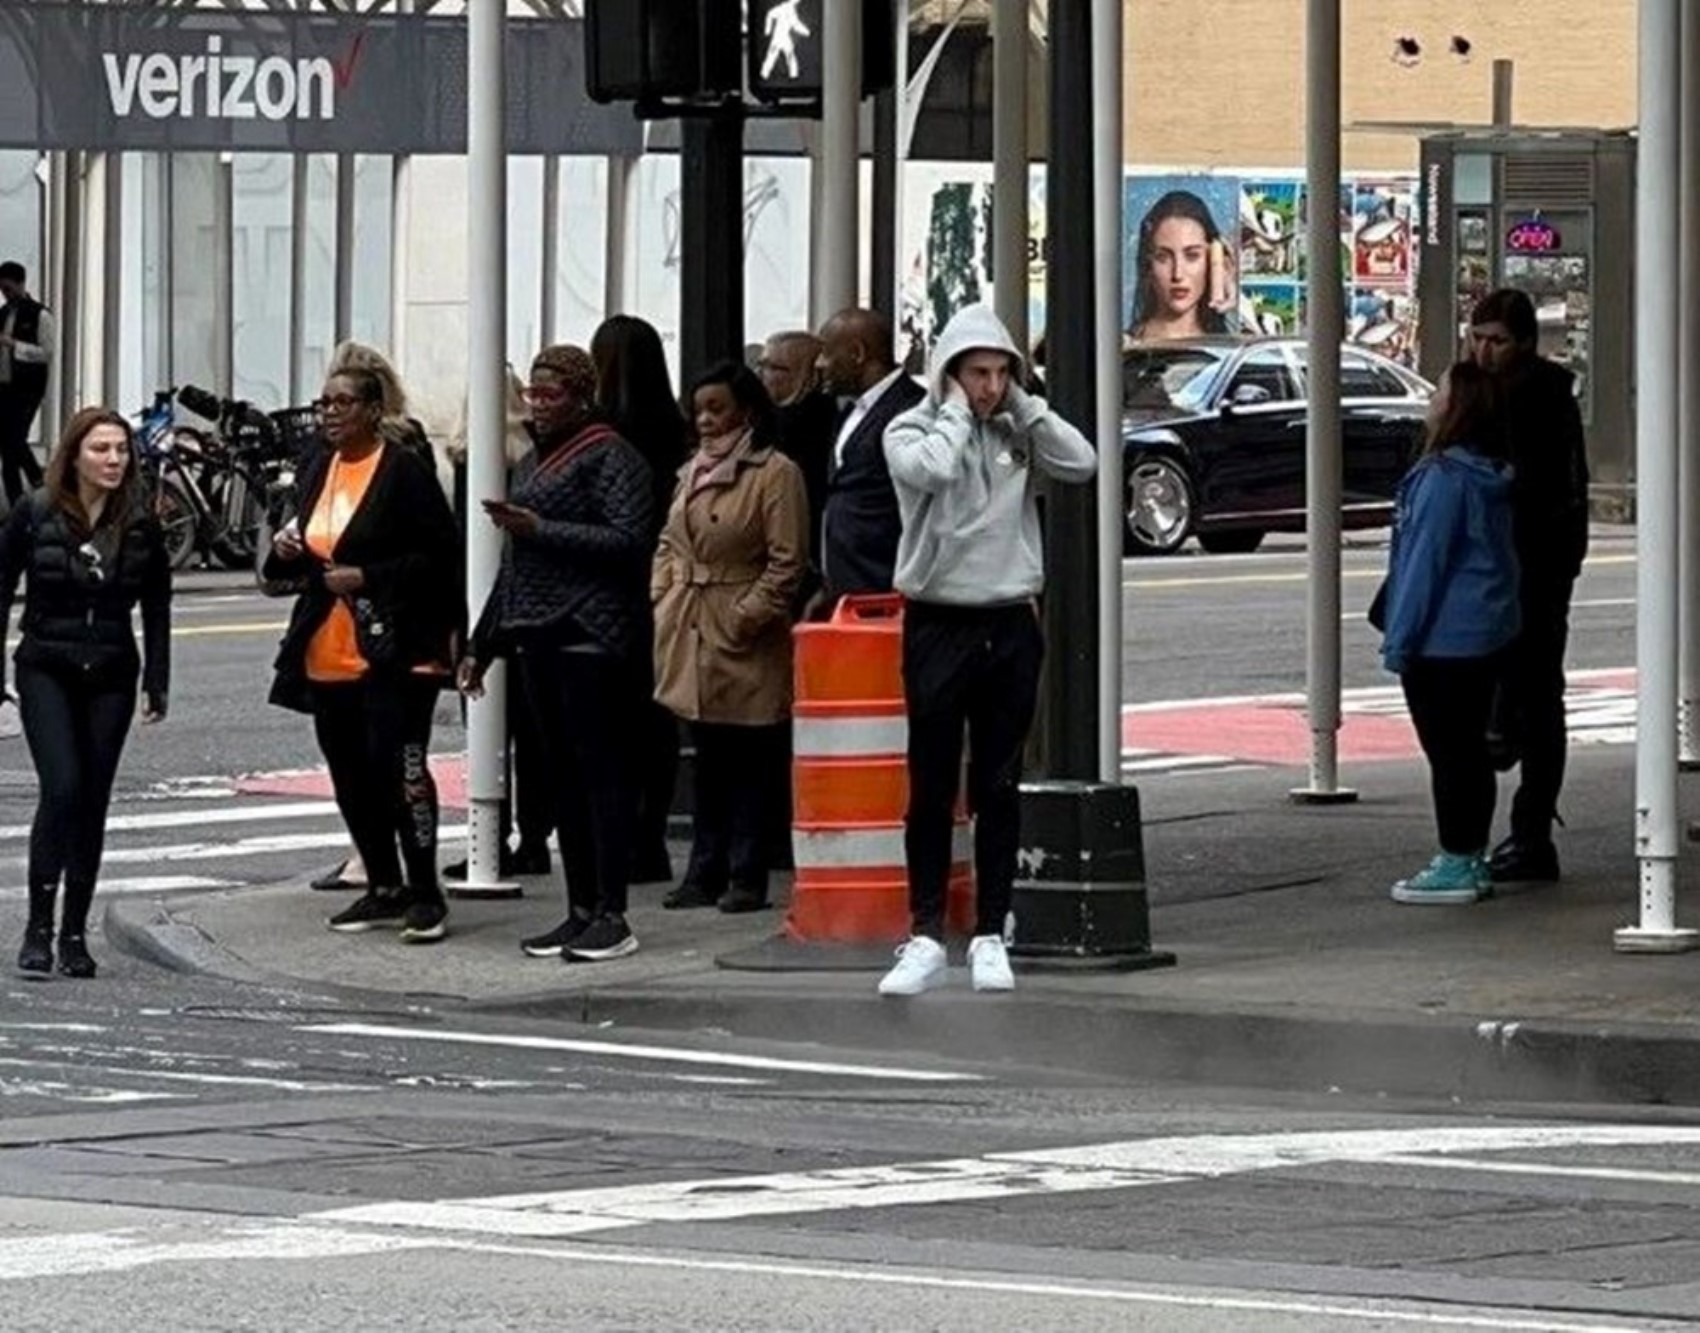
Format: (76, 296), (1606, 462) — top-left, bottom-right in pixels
(1121, 338), (1432, 555)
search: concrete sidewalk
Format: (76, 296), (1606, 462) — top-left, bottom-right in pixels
(107, 743), (1700, 1108)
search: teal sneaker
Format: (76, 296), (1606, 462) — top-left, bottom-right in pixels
(1390, 852), (1489, 905)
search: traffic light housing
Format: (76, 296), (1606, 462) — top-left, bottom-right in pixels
(584, 0), (743, 104)
(747, 1), (895, 103)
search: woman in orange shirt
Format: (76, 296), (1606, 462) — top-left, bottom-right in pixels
(263, 367), (461, 942)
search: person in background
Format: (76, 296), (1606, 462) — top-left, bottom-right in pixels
(759, 329), (837, 573)
(877, 303), (1096, 998)
(1377, 361), (1520, 904)
(653, 362), (808, 914)
(264, 366), (460, 944)
(461, 346), (655, 963)
(816, 308), (924, 599)
(1467, 289), (1590, 885)
(590, 315), (688, 886)
(0, 262), (53, 506)
(440, 365), (554, 883)
(5, 408), (170, 979)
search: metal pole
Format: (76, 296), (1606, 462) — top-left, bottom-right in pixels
(1679, 2), (1700, 771)
(1037, 0), (1099, 780)
(541, 154), (560, 344)
(816, 0), (862, 319)
(679, 114), (746, 386)
(214, 154), (233, 398)
(1291, 0), (1356, 805)
(391, 153), (411, 365)
(870, 83), (899, 329)
(102, 152), (123, 407)
(333, 151), (355, 343)
(992, 0), (1029, 352)
(58, 151), (84, 428)
(1491, 58), (1514, 128)
(288, 154), (307, 403)
(1619, 0), (1696, 951)
(460, 0), (515, 898)
(1093, 0), (1122, 783)
(603, 153), (632, 319)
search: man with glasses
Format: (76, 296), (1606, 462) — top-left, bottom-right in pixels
(758, 331), (836, 585)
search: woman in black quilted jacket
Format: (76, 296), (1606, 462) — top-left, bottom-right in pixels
(1, 408), (171, 979)
(460, 345), (656, 965)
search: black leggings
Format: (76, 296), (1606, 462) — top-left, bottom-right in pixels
(1402, 655), (1501, 855)
(311, 677), (441, 898)
(18, 663), (137, 937)
(0, 389), (43, 507)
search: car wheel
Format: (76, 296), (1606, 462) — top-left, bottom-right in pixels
(1124, 456), (1194, 555)
(1197, 529), (1265, 555)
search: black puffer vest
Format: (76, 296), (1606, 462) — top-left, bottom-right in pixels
(9, 495), (171, 697)
(3, 298), (48, 401)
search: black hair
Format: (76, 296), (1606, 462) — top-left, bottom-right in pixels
(688, 360), (778, 448)
(0, 261), (25, 285)
(1132, 190), (1230, 336)
(591, 315), (687, 476)
(1470, 288), (1538, 344)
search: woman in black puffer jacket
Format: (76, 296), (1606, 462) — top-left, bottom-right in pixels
(1, 408), (171, 979)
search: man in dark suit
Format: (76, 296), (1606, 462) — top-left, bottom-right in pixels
(816, 308), (925, 597)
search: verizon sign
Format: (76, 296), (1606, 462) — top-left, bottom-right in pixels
(103, 37), (340, 122)
(0, 8), (640, 155)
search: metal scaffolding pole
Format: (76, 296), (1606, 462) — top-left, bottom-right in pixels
(289, 155), (308, 403)
(1291, 0), (1356, 806)
(1679, 0), (1700, 771)
(541, 154), (560, 344)
(333, 151), (356, 344)
(1093, 0), (1122, 782)
(992, 0), (1029, 352)
(102, 153), (123, 407)
(214, 154), (233, 397)
(57, 151), (84, 432)
(1619, 0), (1695, 951)
(814, 0), (862, 319)
(459, 0), (515, 898)
(603, 153), (633, 319)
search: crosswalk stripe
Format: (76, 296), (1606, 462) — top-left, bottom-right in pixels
(0, 824), (474, 871)
(0, 800), (340, 841)
(0, 875), (233, 898)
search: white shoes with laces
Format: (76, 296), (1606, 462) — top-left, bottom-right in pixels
(877, 934), (1017, 996)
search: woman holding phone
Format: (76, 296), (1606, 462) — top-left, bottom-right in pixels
(461, 345), (656, 964)
(1128, 190), (1238, 342)
(264, 366), (461, 944)
(5, 408), (171, 979)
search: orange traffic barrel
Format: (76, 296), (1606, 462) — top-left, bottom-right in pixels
(782, 595), (974, 946)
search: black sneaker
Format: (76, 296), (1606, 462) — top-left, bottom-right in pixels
(56, 934), (96, 979)
(717, 885), (770, 914)
(328, 889), (408, 933)
(566, 913), (638, 962)
(521, 913), (592, 958)
(17, 925), (52, 974)
(399, 897), (449, 944)
(662, 882), (720, 910)
(1488, 836), (1561, 885)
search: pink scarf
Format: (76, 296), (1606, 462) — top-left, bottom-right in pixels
(689, 427), (750, 495)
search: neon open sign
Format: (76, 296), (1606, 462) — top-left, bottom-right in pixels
(1506, 218), (1562, 253)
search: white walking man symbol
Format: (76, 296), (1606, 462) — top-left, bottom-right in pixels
(761, 0), (811, 81)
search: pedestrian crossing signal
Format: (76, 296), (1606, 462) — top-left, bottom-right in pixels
(584, 0), (742, 104)
(747, 0), (895, 103)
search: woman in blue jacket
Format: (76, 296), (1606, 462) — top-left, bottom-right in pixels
(1378, 362), (1519, 903)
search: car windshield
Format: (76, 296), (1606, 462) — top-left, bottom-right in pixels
(1122, 348), (1226, 414)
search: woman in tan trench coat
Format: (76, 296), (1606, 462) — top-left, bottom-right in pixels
(653, 361), (809, 914)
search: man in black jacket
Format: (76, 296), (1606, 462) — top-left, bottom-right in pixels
(0, 263), (52, 506)
(1469, 289), (1590, 883)
(759, 330), (838, 577)
(816, 308), (925, 597)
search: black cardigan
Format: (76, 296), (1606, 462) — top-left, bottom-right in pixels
(264, 441), (462, 713)
(0, 493), (171, 704)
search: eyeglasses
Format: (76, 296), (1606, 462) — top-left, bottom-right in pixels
(521, 384), (567, 405)
(314, 393), (370, 415)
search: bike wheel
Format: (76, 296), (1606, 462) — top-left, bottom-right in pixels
(154, 476), (200, 571)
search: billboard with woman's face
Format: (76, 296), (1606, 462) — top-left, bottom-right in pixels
(1125, 177), (1241, 341)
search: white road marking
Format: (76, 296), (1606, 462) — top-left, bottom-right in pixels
(0, 1056), (368, 1095)
(0, 1078), (182, 1104)
(300, 1023), (984, 1084)
(0, 824), (473, 872)
(0, 800), (341, 841)
(1374, 1153), (1700, 1188)
(0, 1225), (435, 1282)
(0, 875), (232, 899)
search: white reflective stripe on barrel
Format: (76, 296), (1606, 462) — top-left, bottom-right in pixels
(794, 713), (909, 759)
(793, 823), (972, 869)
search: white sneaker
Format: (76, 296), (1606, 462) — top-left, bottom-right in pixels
(968, 935), (1015, 992)
(877, 936), (948, 997)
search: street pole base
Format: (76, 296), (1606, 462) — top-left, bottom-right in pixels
(1681, 758), (1700, 773)
(1613, 926), (1700, 954)
(1008, 946), (1177, 974)
(1688, 820), (1700, 843)
(446, 880), (523, 901)
(1289, 786), (1360, 806)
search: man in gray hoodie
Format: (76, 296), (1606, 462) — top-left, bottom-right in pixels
(877, 303), (1097, 997)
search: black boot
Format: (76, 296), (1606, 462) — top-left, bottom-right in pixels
(18, 884), (54, 974)
(1488, 835), (1561, 884)
(56, 934), (97, 979)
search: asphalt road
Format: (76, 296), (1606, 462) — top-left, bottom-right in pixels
(0, 536), (1677, 1331)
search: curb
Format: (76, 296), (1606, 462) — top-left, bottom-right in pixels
(106, 896), (1700, 1110)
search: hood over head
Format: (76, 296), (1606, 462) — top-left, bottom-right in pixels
(926, 303), (1024, 404)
